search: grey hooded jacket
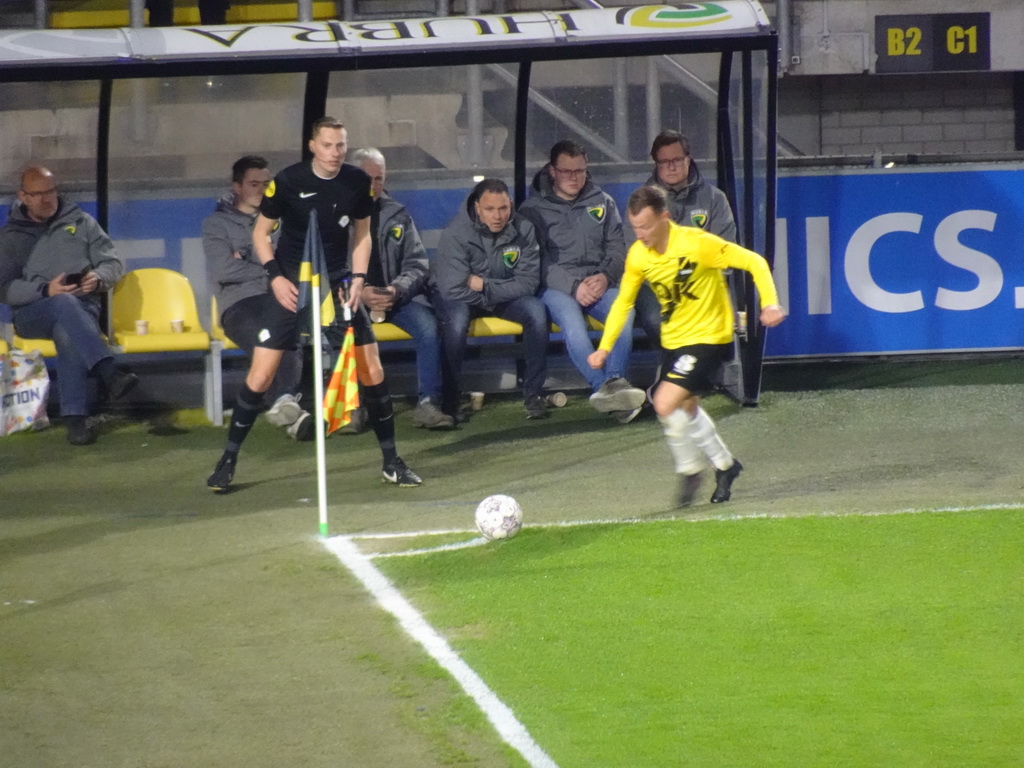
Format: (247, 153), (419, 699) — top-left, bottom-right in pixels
(373, 193), (429, 304)
(646, 158), (737, 242)
(518, 168), (626, 296)
(202, 194), (270, 318)
(0, 197), (122, 308)
(431, 192), (540, 311)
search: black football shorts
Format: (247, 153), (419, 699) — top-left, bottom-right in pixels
(254, 288), (377, 350)
(659, 342), (732, 396)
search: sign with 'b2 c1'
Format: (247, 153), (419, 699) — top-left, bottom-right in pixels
(875, 13), (989, 74)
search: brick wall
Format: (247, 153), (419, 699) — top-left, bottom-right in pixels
(816, 72), (1015, 156)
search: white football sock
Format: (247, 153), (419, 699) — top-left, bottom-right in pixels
(686, 406), (734, 471)
(658, 408), (704, 474)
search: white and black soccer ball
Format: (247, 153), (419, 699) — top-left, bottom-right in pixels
(474, 494), (523, 541)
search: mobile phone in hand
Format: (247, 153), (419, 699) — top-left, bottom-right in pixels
(64, 272), (84, 285)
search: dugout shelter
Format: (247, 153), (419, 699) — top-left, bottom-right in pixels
(0, 1), (778, 404)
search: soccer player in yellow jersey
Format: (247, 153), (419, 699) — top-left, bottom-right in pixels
(588, 185), (786, 507)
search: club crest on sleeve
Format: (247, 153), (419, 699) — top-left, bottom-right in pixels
(690, 210), (709, 229)
(502, 247), (521, 268)
(338, 215), (350, 228)
(587, 205), (605, 222)
(64, 225), (76, 235)
(265, 180), (276, 198)
(388, 224), (404, 243)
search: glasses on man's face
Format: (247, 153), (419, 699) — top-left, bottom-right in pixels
(22, 187), (58, 198)
(553, 167), (587, 178)
(655, 157), (688, 168)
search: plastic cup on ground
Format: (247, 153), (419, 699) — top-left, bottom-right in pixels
(469, 391), (485, 411)
(135, 319), (149, 335)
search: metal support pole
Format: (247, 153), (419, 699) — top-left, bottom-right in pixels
(778, 0), (794, 72)
(467, 64), (484, 168)
(341, 0), (355, 21)
(33, 0), (47, 29)
(613, 58), (629, 158)
(645, 58), (661, 150)
(129, 0), (145, 28)
(435, 0), (450, 17)
(298, 0), (313, 22)
(466, 0), (483, 167)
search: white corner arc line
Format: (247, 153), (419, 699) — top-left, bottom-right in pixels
(321, 535), (560, 768)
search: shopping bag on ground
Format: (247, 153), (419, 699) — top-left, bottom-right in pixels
(1, 348), (51, 435)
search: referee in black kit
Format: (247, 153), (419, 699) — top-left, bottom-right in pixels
(207, 116), (423, 492)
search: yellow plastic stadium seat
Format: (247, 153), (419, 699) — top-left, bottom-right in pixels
(50, 0), (338, 29)
(550, 316), (605, 333)
(0, 338), (8, 355)
(209, 296), (239, 351)
(469, 317), (523, 337)
(13, 334), (58, 357)
(112, 269), (210, 354)
(371, 322), (413, 342)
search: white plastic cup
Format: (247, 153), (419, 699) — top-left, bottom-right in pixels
(547, 392), (568, 407)
(469, 391), (485, 411)
(170, 319), (184, 333)
(135, 319), (149, 335)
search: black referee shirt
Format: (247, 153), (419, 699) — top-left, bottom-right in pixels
(259, 161), (373, 283)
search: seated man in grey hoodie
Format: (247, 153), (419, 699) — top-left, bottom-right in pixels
(519, 140), (646, 422)
(431, 178), (550, 421)
(639, 129), (737, 347)
(350, 147), (452, 431)
(0, 165), (138, 445)
(203, 155), (313, 441)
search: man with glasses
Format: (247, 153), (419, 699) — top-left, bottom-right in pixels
(639, 130), (738, 348)
(0, 165), (138, 445)
(519, 140), (645, 422)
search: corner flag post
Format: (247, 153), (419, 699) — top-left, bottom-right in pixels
(298, 210), (335, 538)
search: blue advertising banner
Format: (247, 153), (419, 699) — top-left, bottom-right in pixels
(769, 167), (1024, 357)
(5, 166), (1022, 359)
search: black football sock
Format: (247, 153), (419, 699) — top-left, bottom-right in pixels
(362, 381), (398, 464)
(225, 384), (264, 454)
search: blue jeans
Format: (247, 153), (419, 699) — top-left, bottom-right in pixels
(387, 297), (442, 403)
(434, 295), (549, 415)
(541, 287), (634, 391)
(13, 295), (112, 416)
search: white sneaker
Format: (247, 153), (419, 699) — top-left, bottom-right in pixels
(589, 377), (646, 413)
(265, 393), (303, 427)
(286, 410), (315, 441)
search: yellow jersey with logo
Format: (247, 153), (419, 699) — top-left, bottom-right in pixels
(600, 221), (779, 351)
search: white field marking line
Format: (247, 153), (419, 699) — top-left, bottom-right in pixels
(321, 535), (560, 768)
(349, 502), (1024, 557)
(370, 537), (490, 558)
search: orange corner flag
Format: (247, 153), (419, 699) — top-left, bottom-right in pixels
(324, 325), (359, 434)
